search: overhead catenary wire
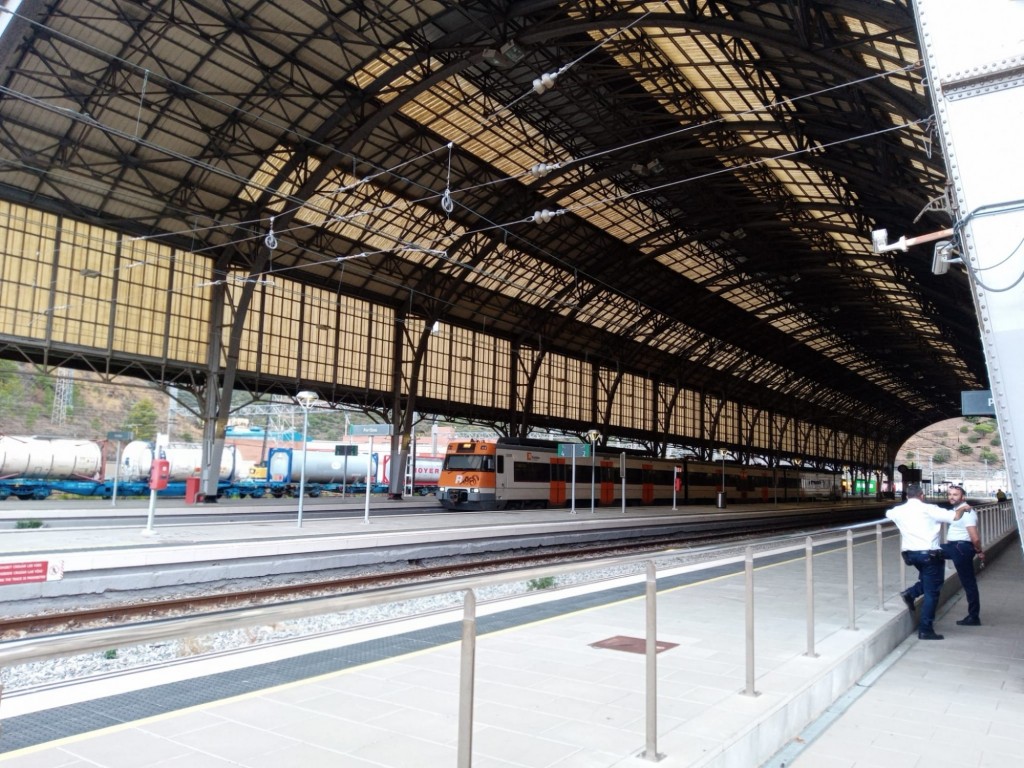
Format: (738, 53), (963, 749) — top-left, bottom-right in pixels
(0, 3), (926, 273)
(0, 116), (932, 328)
(0, 4), (942, 379)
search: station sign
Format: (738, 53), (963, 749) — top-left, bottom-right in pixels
(558, 443), (590, 457)
(335, 444), (359, 456)
(0, 559), (63, 585)
(348, 424), (392, 436)
(107, 431), (133, 441)
(961, 390), (995, 416)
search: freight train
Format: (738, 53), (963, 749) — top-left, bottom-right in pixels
(437, 437), (840, 511)
(0, 435), (441, 500)
(254, 448), (441, 497)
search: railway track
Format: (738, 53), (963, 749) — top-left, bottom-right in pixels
(1, 513), (875, 640)
(0, 540), (684, 638)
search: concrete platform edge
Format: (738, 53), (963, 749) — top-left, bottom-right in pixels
(653, 609), (910, 768)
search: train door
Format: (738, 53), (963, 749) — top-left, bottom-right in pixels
(495, 449), (508, 505)
(549, 457), (566, 506)
(599, 458), (615, 505)
(641, 463), (654, 504)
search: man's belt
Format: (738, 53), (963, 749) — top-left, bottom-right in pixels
(902, 549), (942, 555)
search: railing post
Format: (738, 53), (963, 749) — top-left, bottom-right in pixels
(458, 590), (477, 768)
(804, 536), (817, 657)
(846, 529), (857, 630)
(641, 560), (664, 761)
(875, 523), (884, 610)
(743, 546), (759, 696)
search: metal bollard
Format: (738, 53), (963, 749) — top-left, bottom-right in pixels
(805, 536), (817, 657)
(458, 590), (477, 768)
(641, 561), (664, 761)
(743, 546), (759, 696)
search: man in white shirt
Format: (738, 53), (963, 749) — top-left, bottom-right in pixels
(940, 484), (984, 626)
(886, 482), (965, 640)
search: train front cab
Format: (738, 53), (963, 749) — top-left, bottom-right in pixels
(437, 441), (498, 510)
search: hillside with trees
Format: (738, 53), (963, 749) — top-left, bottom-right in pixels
(898, 416), (1007, 497)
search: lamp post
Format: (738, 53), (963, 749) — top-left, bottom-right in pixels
(588, 429), (601, 513)
(295, 390), (318, 527)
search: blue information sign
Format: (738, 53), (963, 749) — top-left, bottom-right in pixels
(348, 424), (392, 436)
(557, 443), (590, 457)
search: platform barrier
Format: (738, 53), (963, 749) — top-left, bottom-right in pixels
(0, 503), (1018, 766)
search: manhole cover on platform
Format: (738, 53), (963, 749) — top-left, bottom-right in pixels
(590, 635), (678, 654)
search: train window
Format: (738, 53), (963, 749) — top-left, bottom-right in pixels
(654, 468), (674, 485)
(496, 456), (504, 474)
(444, 455), (491, 471)
(513, 460), (551, 483)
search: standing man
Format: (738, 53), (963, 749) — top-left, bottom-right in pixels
(887, 482), (965, 640)
(941, 484), (984, 626)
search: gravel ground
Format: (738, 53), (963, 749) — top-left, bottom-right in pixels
(0, 554), (662, 692)
(0, 534), (799, 693)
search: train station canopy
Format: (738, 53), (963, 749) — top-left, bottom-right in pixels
(0, 1), (986, 454)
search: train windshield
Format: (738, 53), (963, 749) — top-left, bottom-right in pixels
(443, 455), (495, 472)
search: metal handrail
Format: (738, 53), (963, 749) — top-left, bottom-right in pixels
(2, 506), (1016, 767)
(0, 517), (892, 668)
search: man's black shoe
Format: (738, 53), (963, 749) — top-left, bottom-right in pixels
(918, 630), (944, 640)
(956, 616), (981, 626)
(900, 590), (916, 612)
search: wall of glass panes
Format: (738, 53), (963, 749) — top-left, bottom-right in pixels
(419, 324), (513, 411)
(0, 201), (888, 467)
(0, 202), (210, 365)
(234, 277), (298, 377)
(299, 285), (340, 384)
(601, 370), (651, 434)
(532, 352), (589, 424)
(335, 296), (373, 391)
(365, 304), (394, 394)
(741, 407), (769, 452)
(112, 238), (172, 360)
(164, 251), (211, 365)
(0, 204), (63, 340)
(772, 414), (793, 454)
(52, 219), (117, 351)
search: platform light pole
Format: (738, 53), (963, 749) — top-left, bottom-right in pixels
(295, 390), (318, 528)
(588, 429), (601, 513)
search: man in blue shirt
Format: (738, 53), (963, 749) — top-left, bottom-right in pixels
(886, 483), (965, 640)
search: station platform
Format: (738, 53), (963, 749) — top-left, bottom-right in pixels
(0, 497), (887, 602)
(0, 504), (1020, 767)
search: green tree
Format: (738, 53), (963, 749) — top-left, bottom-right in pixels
(957, 443), (973, 455)
(932, 448), (952, 464)
(0, 360), (23, 411)
(125, 398), (159, 442)
(979, 449), (1000, 464)
(973, 421), (996, 437)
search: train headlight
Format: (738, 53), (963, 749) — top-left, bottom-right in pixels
(470, 487), (479, 493)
